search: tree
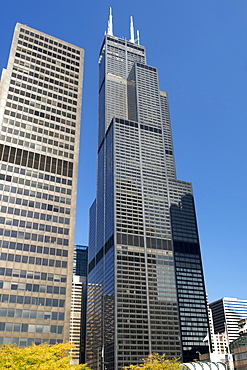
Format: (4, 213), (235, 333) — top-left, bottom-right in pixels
(123, 353), (181, 370)
(0, 342), (91, 370)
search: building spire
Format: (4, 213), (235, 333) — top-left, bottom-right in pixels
(107, 7), (113, 36)
(137, 30), (140, 45)
(130, 16), (135, 43)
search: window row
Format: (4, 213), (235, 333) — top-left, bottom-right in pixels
(2, 131), (74, 155)
(175, 252), (200, 259)
(0, 252), (67, 269)
(0, 171), (72, 196)
(3, 118), (75, 145)
(0, 204), (70, 224)
(0, 293), (65, 307)
(107, 35), (144, 51)
(15, 52), (78, 80)
(9, 72), (78, 111)
(16, 42), (80, 74)
(180, 306), (207, 312)
(177, 271), (202, 278)
(12, 74), (78, 105)
(0, 267), (66, 282)
(18, 33), (80, 61)
(177, 286), (204, 294)
(19, 27), (81, 55)
(4, 136), (74, 161)
(177, 278), (203, 285)
(180, 317), (207, 323)
(17, 41), (80, 66)
(0, 182), (71, 205)
(0, 240), (67, 257)
(180, 321), (207, 329)
(1, 162), (72, 186)
(0, 205), (69, 225)
(7, 90), (77, 119)
(1, 194), (70, 215)
(1, 135), (74, 160)
(173, 236), (198, 243)
(0, 336), (62, 347)
(0, 217), (69, 235)
(0, 322), (63, 334)
(0, 228), (69, 246)
(13, 62), (78, 89)
(176, 262), (201, 270)
(15, 49), (79, 74)
(8, 91), (77, 114)
(1, 117), (75, 159)
(10, 68), (78, 103)
(116, 226), (144, 235)
(0, 307), (64, 321)
(0, 280), (66, 295)
(25, 58), (79, 79)
(0, 144), (73, 177)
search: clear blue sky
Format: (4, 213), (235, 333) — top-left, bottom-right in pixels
(0, 0), (247, 303)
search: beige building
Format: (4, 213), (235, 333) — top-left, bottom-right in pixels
(0, 23), (83, 345)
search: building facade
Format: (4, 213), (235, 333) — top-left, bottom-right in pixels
(208, 306), (228, 356)
(73, 245), (88, 277)
(210, 297), (247, 343)
(0, 23), (83, 345)
(86, 12), (209, 370)
(70, 245), (88, 364)
(230, 334), (247, 370)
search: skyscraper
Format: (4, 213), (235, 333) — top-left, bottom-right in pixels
(0, 23), (83, 345)
(210, 297), (247, 343)
(86, 11), (209, 369)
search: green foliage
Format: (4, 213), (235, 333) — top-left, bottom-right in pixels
(0, 342), (91, 370)
(123, 353), (181, 370)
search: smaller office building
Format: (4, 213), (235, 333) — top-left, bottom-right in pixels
(209, 298), (247, 343)
(70, 245), (88, 364)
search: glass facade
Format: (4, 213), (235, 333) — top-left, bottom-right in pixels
(87, 26), (208, 370)
(0, 23), (83, 344)
(73, 245), (88, 277)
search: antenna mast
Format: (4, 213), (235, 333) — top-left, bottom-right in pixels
(136, 30), (140, 45)
(130, 16), (135, 43)
(107, 7), (113, 36)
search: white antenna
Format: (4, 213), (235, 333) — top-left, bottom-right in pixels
(136, 30), (140, 45)
(130, 16), (135, 43)
(107, 7), (113, 36)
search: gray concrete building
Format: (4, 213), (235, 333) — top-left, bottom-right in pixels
(0, 23), (83, 345)
(86, 11), (209, 370)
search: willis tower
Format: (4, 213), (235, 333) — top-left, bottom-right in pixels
(86, 9), (209, 370)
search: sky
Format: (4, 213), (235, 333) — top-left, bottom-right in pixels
(0, 0), (247, 303)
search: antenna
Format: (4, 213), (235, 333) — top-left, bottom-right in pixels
(130, 16), (135, 43)
(136, 30), (140, 45)
(107, 7), (113, 36)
